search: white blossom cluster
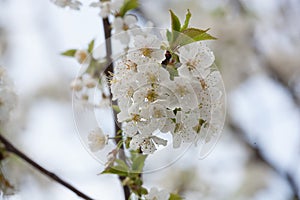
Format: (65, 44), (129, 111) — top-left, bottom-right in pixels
(51, 0), (82, 10)
(0, 67), (17, 124)
(110, 32), (224, 154)
(71, 73), (111, 108)
(145, 187), (169, 200)
(90, 0), (124, 18)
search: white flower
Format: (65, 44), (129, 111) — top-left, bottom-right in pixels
(130, 134), (167, 154)
(136, 63), (170, 85)
(112, 15), (138, 44)
(145, 187), (170, 200)
(113, 15), (137, 33)
(70, 78), (83, 91)
(0, 88), (17, 122)
(74, 49), (90, 64)
(0, 68), (12, 86)
(118, 103), (155, 136)
(127, 35), (165, 65)
(165, 76), (198, 110)
(0, 67), (17, 123)
(51, 0), (82, 10)
(88, 128), (108, 152)
(82, 74), (97, 88)
(177, 42), (215, 77)
(90, 0), (123, 18)
(172, 110), (199, 148)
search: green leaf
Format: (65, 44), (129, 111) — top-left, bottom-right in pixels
(61, 49), (77, 57)
(88, 39), (95, 53)
(166, 29), (172, 43)
(180, 9), (191, 31)
(101, 159), (129, 177)
(183, 28), (217, 41)
(169, 10), (181, 32)
(112, 105), (121, 113)
(138, 187), (148, 195)
(131, 154), (147, 173)
(115, 159), (129, 171)
(169, 193), (184, 200)
(101, 166), (128, 177)
(119, 0), (138, 17)
(172, 28), (216, 49)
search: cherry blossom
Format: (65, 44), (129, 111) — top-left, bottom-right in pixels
(87, 127), (108, 152)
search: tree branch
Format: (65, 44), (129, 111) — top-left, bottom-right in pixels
(228, 122), (299, 199)
(0, 134), (94, 200)
(101, 17), (131, 200)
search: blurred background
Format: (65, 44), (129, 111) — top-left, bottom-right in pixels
(0, 0), (299, 199)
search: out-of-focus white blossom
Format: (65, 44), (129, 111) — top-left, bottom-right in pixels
(145, 187), (170, 200)
(87, 127), (108, 152)
(0, 67), (17, 123)
(113, 15), (138, 33)
(70, 78), (83, 91)
(74, 49), (90, 64)
(51, 0), (82, 10)
(112, 15), (138, 44)
(90, 0), (123, 18)
(82, 74), (97, 88)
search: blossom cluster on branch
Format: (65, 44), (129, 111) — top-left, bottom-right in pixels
(59, 0), (225, 199)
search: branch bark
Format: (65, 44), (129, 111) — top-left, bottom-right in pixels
(101, 17), (131, 200)
(0, 134), (94, 200)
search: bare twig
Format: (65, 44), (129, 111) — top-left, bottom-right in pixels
(0, 134), (94, 200)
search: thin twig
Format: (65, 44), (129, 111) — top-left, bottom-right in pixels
(0, 134), (94, 200)
(101, 17), (131, 200)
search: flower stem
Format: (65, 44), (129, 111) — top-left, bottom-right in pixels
(0, 134), (94, 200)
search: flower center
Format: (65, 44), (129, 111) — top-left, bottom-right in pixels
(175, 85), (188, 97)
(186, 60), (197, 71)
(132, 114), (141, 122)
(78, 52), (88, 63)
(145, 89), (158, 102)
(125, 60), (137, 71)
(141, 48), (153, 58)
(123, 24), (129, 31)
(153, 109), (164, 118)
(146, 73), (157, 83)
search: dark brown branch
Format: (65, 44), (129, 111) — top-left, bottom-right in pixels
(101, 17), (131, 200)
(228, 122), (299, 200)
(102, 18), (113, 76)
(0, 134), (94, 200)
